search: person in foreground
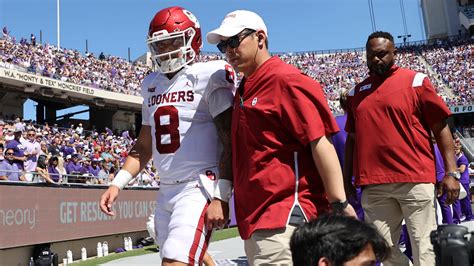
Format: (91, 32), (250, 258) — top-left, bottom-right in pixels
(100, 6), (236, 266)
(344, 31), (459, 266)
(290, 215), (390, 266)
(207, 10), (356, 265)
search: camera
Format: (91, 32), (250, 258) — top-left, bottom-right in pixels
(32, 244), (58, 266)
(430, 224), (474, 266)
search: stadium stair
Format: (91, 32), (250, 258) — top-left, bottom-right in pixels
(415, 54), (456, 99)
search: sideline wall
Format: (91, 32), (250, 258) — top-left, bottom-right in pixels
(0, 183), (157, 265)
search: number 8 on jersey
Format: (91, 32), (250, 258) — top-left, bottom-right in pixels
(154, 105), (180, 154)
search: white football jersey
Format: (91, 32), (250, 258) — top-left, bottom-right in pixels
(141, 60), (236, 183)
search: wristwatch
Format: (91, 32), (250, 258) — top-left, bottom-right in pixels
(331, 200), (349, 214)
(446, 171), (461, 180)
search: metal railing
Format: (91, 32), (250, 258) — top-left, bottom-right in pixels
(0, 169), (158, 188)
(1, 118), (97, 136)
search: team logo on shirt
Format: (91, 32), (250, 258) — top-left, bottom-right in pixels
(251, 97), (258, 106)
(205, 170), (216, 181)
(360, 84), (372, 92)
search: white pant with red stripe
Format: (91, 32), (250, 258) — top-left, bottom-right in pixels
(155, 180), (211, 264)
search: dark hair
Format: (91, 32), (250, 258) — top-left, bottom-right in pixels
(339, 90), (349, 112)
(366, 31), (394, 46)
(290, 215), (390, 266)
(37, 154), (48, 169)
(4, 148), (14, 155)
(244, 28), (269, 49)
(48, 156), (58, 165)
(109, 166), (116, 174)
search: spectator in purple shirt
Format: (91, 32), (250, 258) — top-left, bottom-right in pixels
(110, 66), (117, 76)
(6, 129), (26, 170)
(65, 154), (86, 183)
(0, 148), (25, 181)
(121, 130), (132, 145)
(65, 154), (84, 174)
(433, 141), (454, 224)
(76, 144), (85, 156)
(453, 144), (472, 223)
(48, 156), (61, 182)
(105, 127), (113, 136)
(61, 141), (75, 157)
(87, 158), (101, 177)
(2, 26), (9, 39)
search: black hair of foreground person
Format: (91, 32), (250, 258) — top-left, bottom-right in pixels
(290, 215), (390, 266)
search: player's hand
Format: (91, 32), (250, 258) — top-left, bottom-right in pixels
(205, 198), (229, 230)
(342, 203), (358, 219)
(437, 175), (460, 205)
(100, 185), (120, 216)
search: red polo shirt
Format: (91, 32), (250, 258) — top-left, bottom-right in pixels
(231, 57), (338, 239)
(345, 65), (451, 186)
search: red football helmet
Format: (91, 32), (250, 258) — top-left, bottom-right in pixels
(147, 6), (202, 73)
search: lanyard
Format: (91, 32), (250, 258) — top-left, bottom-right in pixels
(238, 78), (246, 109)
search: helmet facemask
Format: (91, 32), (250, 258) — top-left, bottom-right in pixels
(147, 27), (197, 74)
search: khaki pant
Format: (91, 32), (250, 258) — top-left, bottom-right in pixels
(244, 224), (297, 265)
(362, 183), (436, 266)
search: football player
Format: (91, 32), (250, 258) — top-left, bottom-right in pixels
(100, 6), (235, 265)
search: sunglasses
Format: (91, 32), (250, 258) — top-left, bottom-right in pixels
(217, 29), (255, 53)
(6, 153), (14, 155)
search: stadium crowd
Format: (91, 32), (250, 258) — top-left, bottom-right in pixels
(278, 51), (367, 113)
(0, 115), (159, 186)
(1, 27), (472, 115)
(421, 38), (474, 106)
(1, 27), (149, 96)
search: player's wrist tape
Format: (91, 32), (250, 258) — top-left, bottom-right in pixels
(110, 170), (133, 190)
(213, 179), (233, 202)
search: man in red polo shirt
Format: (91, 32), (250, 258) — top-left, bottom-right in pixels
(207, 10), (356, 264)
(344, 31), (460, 266)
